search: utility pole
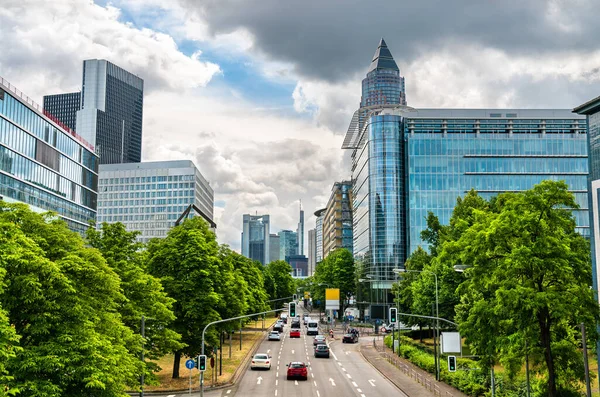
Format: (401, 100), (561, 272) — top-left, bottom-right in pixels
(140, 316), (145, 397)
(582, 323), (592, 397)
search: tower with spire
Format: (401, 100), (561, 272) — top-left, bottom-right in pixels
(360, 38), (406, 107)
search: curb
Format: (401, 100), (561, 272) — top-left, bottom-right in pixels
(358, 343), (412, 397)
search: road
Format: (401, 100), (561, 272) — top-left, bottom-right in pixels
(152, 311), (405, 397)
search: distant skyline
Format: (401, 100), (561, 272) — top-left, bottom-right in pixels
(1, 0), (599, 251)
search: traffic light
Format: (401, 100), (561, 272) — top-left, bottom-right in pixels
(198, 355), (207, 372)
(289, 302), (296, 317)
(293, 293), (297, 301)
(448, 356), (456, 372)
(390, 307), (397, 324)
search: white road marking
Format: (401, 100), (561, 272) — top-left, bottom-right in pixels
(166, 395), (175, 397)
(329, 378), (336, 386)
(276, 372), (279, 377)
(311, 373), (315, 378)
(352, 381), (358, 387)
(257, 376), (263, 385)
(292, 350), (295, 354)
(276, 380), (278, 386)
(227, 391), (232, 395)
(317, 391), (321, 397)
(368, 379), (376, 387)
(357, 389), (362, 393)
(345, 351), (350, 355)
(342, 368), (346, 372)
(314, 381), (317, 386)
(295, 380), (299, 386)
(267, 349), (271, 353)
(337, 362), (343, 366)
(331, 351), (338, 361)
(275, 390), (278, 396)
(361, 395), (366, 397)
(347, 374), (352, 379)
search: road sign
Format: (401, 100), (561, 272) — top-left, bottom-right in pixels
(210, 357), (215, 368)
(304, 291), (310, 299)
(325, 288), (340, 310)
(185, 359), (195, 369)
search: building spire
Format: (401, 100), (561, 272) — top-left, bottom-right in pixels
(368, 37), (399, 73)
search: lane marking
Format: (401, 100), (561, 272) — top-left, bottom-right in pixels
(311, 373), (315, 378)
(314, 381), (317, 386)
(357, 389), (362, 393)
(276, 372), (279, 377)
(227, 391), (232, 395)
(295, 380), (299, 386)
(275, 390), (278, 396)
(276, 380), (278, 386)
(352, 381), (358, 387)
(368, 379), (376, 387)
(361, 395), (366, 397)
(347, 374), (352, 379)
(329, 378), (336, 386)
(292, 350), (295, 354)
(331, 351), (338, 361)
(257, 376), (263, 385)
(342, 368), (346, 372)
(337, 362), (343, 366)
(317, 391), (320, 397)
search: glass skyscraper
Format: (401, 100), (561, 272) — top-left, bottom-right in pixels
(361, 38), (406, 107)
(344, 40), (589, 315)
(0, 76), (99, 234)
(242, 214), (271, 265)
(97, 160), (214, 243)
(278, 229), (298, 261)
(44, 59), (144, 165)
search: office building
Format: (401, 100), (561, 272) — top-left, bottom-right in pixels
(307, 228), (317, 276)
(97, 160), (214, 243)
(44, 59), (144, 165)
(269, 234), (280, 264)
(361, 38), (406, 107)
(322, 181), (353, 259)
(43, 92), (81, 132)
(286, 254), (309, 278)
(297, 205), (304, 255)
(343, 39), (589, 309)
(241, 214), (270, 265)
(278, 229), (298, 261)
(0, 76), (98, 234)
(314, 208), (326, 263)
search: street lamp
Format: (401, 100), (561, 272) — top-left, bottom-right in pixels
(394, 268), (440, 381)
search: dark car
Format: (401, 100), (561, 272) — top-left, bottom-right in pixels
(342, 333), (358, 343)
(286, 362), (308, 380)
(290, 321), (301, 329)
(273, 323), (284, 333)
(314, 344), (330, 358)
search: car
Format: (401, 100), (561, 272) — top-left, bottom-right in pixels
(313, 335), (326, 346)
(273, 323), (284, 333)
(342, 333), (358, 343)
(268, 331), (281, 341)
(290, 329), (301, 338)
(314, 344), (330, 358)
(286, 362), (308, 380)
(303, 316), (312, 326)
(290, 321), (301, 329)
(280, 313), (288, 324)
(251, 353), (272, 370)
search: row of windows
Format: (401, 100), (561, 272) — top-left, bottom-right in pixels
(99, 197), (193, 208)
(100, 205), (192, 215)
(101, 182), (196, 192)
(0, 145), (97, 209)
(410, 156), (588, 174)
(0, 91), (97, 170)
(100, 175), (195, 184)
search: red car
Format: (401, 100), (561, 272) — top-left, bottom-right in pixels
(286, 362), (308, 380)
(290, 329), (301, 338)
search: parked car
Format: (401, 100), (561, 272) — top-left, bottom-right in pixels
(342, 333), (358, 343)
(286, 362), (308, 380)
(314, 344), (330, 358)
(313, 335), (326, 346)
(290, 329), (301, 338)
(268, 331), (281, 341)
(251, 353), (272, 370)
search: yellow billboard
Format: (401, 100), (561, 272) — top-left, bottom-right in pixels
(325, 288), (340, 310)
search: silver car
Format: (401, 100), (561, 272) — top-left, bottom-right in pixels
(251, 353), (272, 370)
(268, 331), (281, 341)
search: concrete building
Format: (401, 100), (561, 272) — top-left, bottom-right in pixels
(269, 233), (280, 264)
(307, 228), (317, 276)
(44, 59), (144, 165)
(297, 206), (304, 256)
(322, 181), (353, 259)
(0, 76), (98, 234)
(343, 38), (589, 316)
(97, 160), (214, 243)
(241, 214), (270, 265)
(286, 254), (309, 278)
(314, 208), (326, 263)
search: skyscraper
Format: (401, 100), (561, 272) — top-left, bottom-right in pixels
(322, 181), (353, 259)
(241, 214), (270, 265)
(44, 59), (144, 165)
(343, 39), (589, 317)
(96, 160), (214, 243)
(269, 234), (281, 263)
(314, 208), (326, 263)
(0, 76), (98, 234)
(297, 204), (304, 255)
(361, 38), (406, 107)
(278, 229), (298, 261)
(307, 228), (317, 276)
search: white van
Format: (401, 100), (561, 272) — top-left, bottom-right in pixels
(307, 321), (319, 336)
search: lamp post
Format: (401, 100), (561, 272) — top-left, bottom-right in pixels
(319, 283), (330, 326)
(394, 268), (439, 381)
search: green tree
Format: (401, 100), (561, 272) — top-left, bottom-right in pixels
(223, 248), (268, 316)
(454, 181), (598, 396)
(216, 246), (249, 331)
(313, 249), (355, 319)
(264, 260), (295, 304)
(0, 201), (141, 396)
(0, 285), (20, 397)
(87, 222), (184, 380)
(147, 217), (222, 379)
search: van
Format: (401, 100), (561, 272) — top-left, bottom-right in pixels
(280, 313), (288, 324)
(307, 321), (319, 336)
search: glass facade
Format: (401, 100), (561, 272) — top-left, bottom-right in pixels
(314, 208), (325, 263)
(360, 38), (406, 107)
(0, 78), (98, 234)
(43, 92), (81, 132)
(97, 160), (214, 244)
(242, 214), (270, 265)
(278, 229), (298, 261)
(323, 181), (354, 258)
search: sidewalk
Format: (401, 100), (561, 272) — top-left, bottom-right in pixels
(360, 338), (468, 397)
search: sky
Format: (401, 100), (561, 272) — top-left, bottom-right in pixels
(1, 0), (600, 252)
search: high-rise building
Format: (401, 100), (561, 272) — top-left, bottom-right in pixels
(278, 229), (298, 261)
(241, 214), (270, 265)
(44, 59), (144, 165)
(322, 181), (353, 259)
(0, 76), (99, 234)
(43, 92), (81, 132)
(97, 160), (214, 243)
(361, 38), (406, 107)
(314, 208), (326, 263)
(286, 254), (309, 278)
(343, 39), (589, 314)
(269, 234), (280, 264)
(307, 228), (317, 276)
(297, 205), (304, 255)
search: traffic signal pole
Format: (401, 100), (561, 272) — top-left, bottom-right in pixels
(200, 307), (287, 397)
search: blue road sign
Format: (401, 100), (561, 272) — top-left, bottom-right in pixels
(185, 359), (195, 370)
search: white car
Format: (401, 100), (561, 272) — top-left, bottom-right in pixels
(251, 353), (272, 370)
(268, 331), (281, 341)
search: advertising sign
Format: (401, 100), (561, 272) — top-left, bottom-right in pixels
(325, 288), (340, 310)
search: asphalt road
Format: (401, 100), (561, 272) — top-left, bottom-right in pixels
(153, 311), (405, 397)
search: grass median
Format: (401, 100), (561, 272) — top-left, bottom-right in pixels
(145, 317), (279, 391)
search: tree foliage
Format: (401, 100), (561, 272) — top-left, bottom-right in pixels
(313, 248), (355, 317)
(264, 260), (295, 303)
